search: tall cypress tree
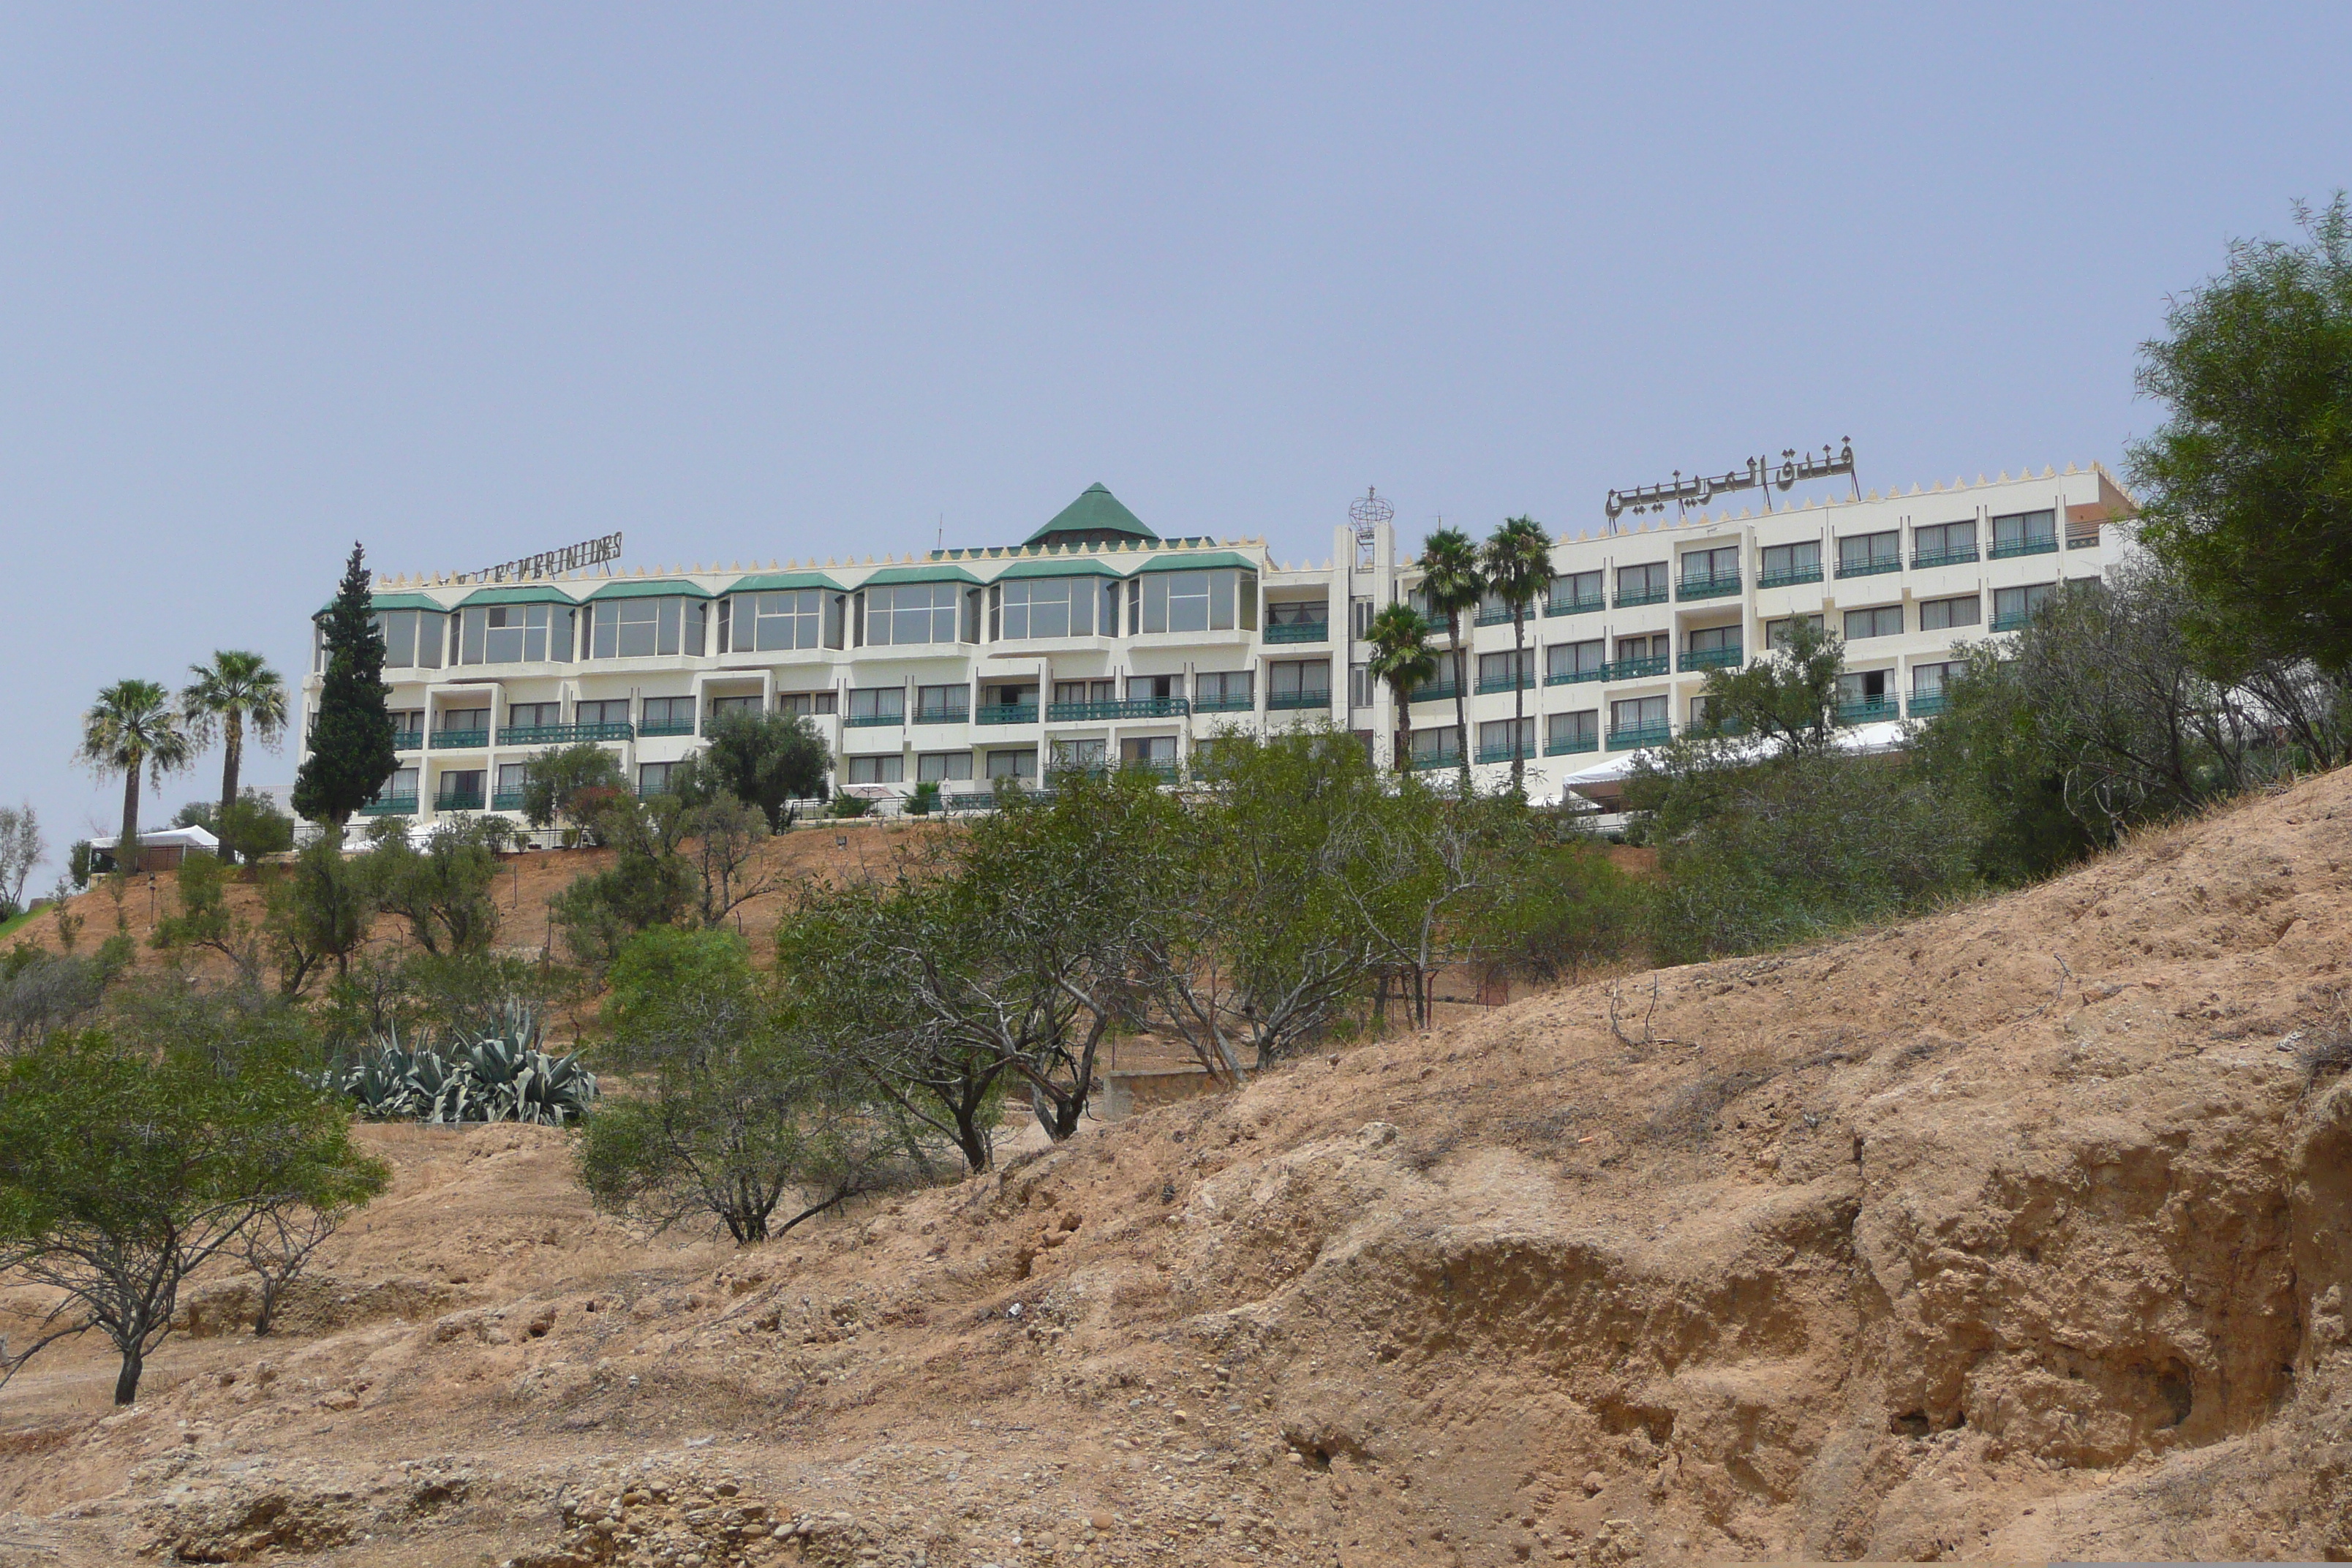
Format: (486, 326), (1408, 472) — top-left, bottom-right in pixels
(292, 543), (398, 828)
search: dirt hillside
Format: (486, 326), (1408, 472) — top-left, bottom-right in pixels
(3, 771), (2351, 1565)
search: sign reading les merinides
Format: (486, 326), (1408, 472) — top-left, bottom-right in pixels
(470, 532), (624, 583)
(1605, 442), (1855, 523)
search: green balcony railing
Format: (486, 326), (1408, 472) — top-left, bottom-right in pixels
(1406, 683), (1460, 705)
(1475, 740), (1534, 764)
(434, 788), (486, 812)
(1474, 673), (1535, 695)
(638, 722), (696, 739)
(1047, 697), (1191, 722)
(1544, 594), (1605, 617)
(391, 731), (423, 753)
(1545, 732), (1600, 756)
(942, 791), (1003, 814)
(1122, 760), (1181, 782)
(502, 722), (636, 746)
(1989, 537), (2059, 559)
(1989, 611), (2033, 632)
(1476, 605), (1534, 627)
(1678, 645), (1742, 672)
(1677, 573), (1741, 601)
(1835, 557), (1902, 579)
(358, 794), (418, 816)
(1907, 690), (1951, 718)
(1606, 723), (1673, 751)
(846, 712), (907, 728)
(1602, 655), (1669, 681)
(913, 705), (970, 725)
(975, 704), (1039, 725)
(1408, 748), (1466, 772)
(490, 789), (526, 812)
(1267, 690), (1333, 712)
(1911, 546), (1979, 570)
(1264, 619), (1330, 644)
(1756, 565), (1823, 589)
(430, 729), (489, 750)
(1191, 694), (1254, 714)
(1836, 696), (1900, 725)
(1546, 665), (1605, 686)
(1615, 585), (1669, 608)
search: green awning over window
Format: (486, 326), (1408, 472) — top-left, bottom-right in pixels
(587, 578), (714, 601)
(456, 584), (585, 608)
(1127, 551), (1259, 575)
(993, 556), (1128, 581)
(728, 571), (845, 595)
(861, 564), (983, 587)
(315, 592), (451, 617)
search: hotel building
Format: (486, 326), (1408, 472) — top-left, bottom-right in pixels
(306, 466), (2133, 821)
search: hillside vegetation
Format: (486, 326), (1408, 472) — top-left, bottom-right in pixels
(1, 767), (2349, 1566)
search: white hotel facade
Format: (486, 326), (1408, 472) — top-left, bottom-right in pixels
(309, 467), (2134, 822)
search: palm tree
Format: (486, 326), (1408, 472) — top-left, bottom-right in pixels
(1481, 516), (1554, 796)
(78, 679), (196, 872)
(182, 650), (289, 860)
(1415, 528), (1484, 791)
(1365, 603), (1439, 777)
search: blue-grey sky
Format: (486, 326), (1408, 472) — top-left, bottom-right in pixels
(3, 4), (2345, 885)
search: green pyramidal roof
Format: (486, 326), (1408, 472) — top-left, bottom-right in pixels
(1023, 483), (1159, 547)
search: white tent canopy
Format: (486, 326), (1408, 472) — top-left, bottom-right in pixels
(88, 825), (220, 853)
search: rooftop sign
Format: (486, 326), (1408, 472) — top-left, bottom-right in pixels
(1605, 442), (1855, 524)
(467, 531), (624, 583)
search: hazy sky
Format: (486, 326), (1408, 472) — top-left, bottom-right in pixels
(4, 5), (2347, 886)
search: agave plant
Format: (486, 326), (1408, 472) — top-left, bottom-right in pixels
(337, 1012), (598, 1126)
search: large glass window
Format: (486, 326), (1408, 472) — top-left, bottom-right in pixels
(1844, 605), (1904, 640)
(638, 761), (680, 796)
(709, 694), (766, 723)
(587, 597), (704, 660)
(918, 752), (974, 783)
(461, 603), (572, 665)
(374, 609), (447, 669)
(1051, 739), (1107, 772)
(1548, 638), (1604, 681)
(1610, 696), (1668, 729)
(774, 691), (836, 717)
(1919, 594), (1980, 631)
(1912, 661), (1962, 698)
(847, 687), (906, 723)
(733, 589), (830, 652)
(508, 701), (560, 731)
(996, 578), (1097, 640)
(1616, 561), (1670, 601)
(577, 698), (630, 727)
(846, 755), (905, 785)
(987, 748), (1037, 780)
(1550, 569), (1603, 608)
(1991, 510), (2059, 555)
(1548, 710), (1598, 748)
(1993, 582), (2057, 627)
(1759, 540), (1822, 584)
(1139, 569), (1254, 634)
(1680, 545), (1738, 584)
(438, 706), (489, 736)
(865, 582), (962, 646)
(1268, 660), (1332, 698)
(1196, 670), (1253, 709)
(1837, 531), (1901, 576)
(1765, 614), (1825, 649)
(914, 684), (968, 722)
(1913, 521), (1978, 565)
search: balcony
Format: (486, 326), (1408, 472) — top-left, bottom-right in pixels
(1544, 732), (1599, 756)
(942, 791), (1003, 814)
(1756, 565), (1823, 589)
(638, 722), (696, 739)
(358, 794), (418, 817)
(1911, 546), (1979, 570)
(1474, 606), (1529, 627)
(1602, 655), (1669, 682)
(1907, 690), (1951, 719)
(391, 731), (423, 753)
(1989, 610), (2033, 633)
(1475, 740), (1534, 764)
(1677, 573), (1741, 601)
(1407, 748), (1465, 772)
(2065, 529), (2101, 551)
(490, 789), (526, 812)
(430, 729), (489, 750)
(1678, 645), (1742, 673)
(1544, 593), (1605, 617)
(1835, 696), (1900, 725)
(974, 704), (1039, 725)
(1545, 665), (1605, 686)
(1122, 760), (1181, 782)
(1191, 694), (1254, 714)
(1047, 697), (1191, 723)
(1406, 683), (1460, 705)
(1474, 672), (1535, 695)
(1615, 586), (1669, 608)
(844, 712), (904, 728)
(501, 721), (636, 746)
(1264, 619), (1330, 644)
(913, 704), (970, 725)
(1267, 690), (1333, 712)
(1990, 536), (2059, 560)
(1835, 557), (1902, 580)
(1606, 723), (1673, 751)
(434, 788), (486, 812)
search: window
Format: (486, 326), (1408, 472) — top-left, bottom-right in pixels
(986, 748), (1037, 780)
(390, 709), (424, 742)
(1121, 735), (1177, 766)
(1760, 540), (1821, 584)
(1689, 694), (1721, 725)
(1686, 625), (1738, 655)
(731, 589), (831, 652)
(1765, 614), (1825, 649)
(1616, 633), (1668, 663)
(1546, 710), (1598, 750)
(435, 768), (486, 805)
(709, 694), (766, 723)
(1127, 674), (1182, 701)
(1550, 569), (1604, 608)
(1837, 530), (1901, 576)
(864, 582), (962, 646)
(981, 682), (1039, 712)
(461, 603), (572, 665)
(1349, 663), (1370, 708)
(638, 761), (679, 796)
(571, 698), (625, 728)
(1267, 597), (1328, 630)
(1993, 583), (2056, 627)
(996, 578), (1097, 640)
(495, 761), (528, 793)
(1616, 562), (1669, 603)
(374, 767), (418, 804)
(1477, 717), (1533, 759)
(1140, 569), (1253, 633)
(1267, 660), (1331, 698)
(1548, 639), (1604, 682)
(438, 706), (489, 736)
(847, 687), (906, 723)
(1197, 670), (1254, 709)
(1911, 661), (1962, 698)
(846, 754), (905, 785)
(1844, 605), (1904, 640)
(374, 609), (447, 669)
(1837, 669), (1893, 715)
(1054, 679), (1116, 706)
(1352, 597), (1376, 639)
(914, 684), (968, 722)
(508, 701), (561, 731)
(1918, 594), (1980, 631)
(918, 752), (974, 783)
(1610, 696), (1668, 734)
(1478, 649), (1532, 690)
(1991, 510), (2058, 557)
(1411, 725), (1462, 762)
(1913, 520), (1978, 565)
(585, 597), (704, 660)
(1681, 545), (1738, 585)
(774, 691), (836, 717)
(1051, 739), (1107, 772)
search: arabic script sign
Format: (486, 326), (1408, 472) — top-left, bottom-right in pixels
(1605, 442), (1855, 523)
(469, 532), (625, 584)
